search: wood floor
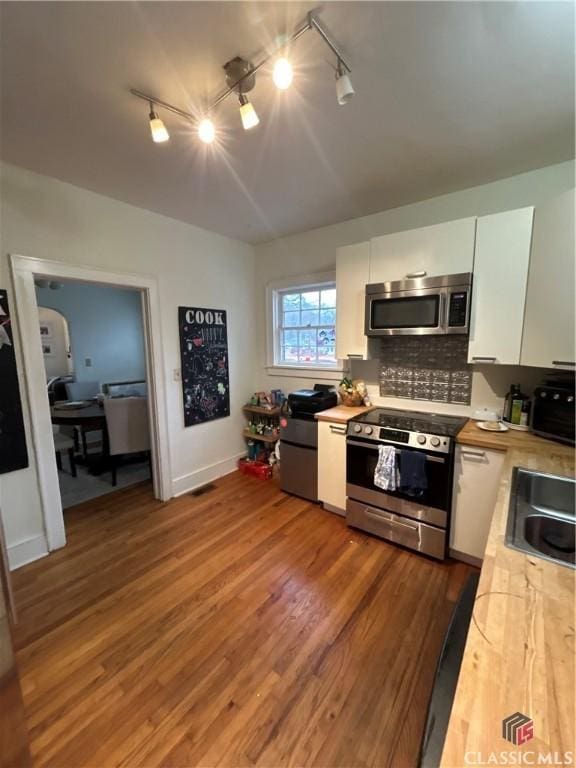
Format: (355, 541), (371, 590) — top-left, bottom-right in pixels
(12, 472), (474, 768)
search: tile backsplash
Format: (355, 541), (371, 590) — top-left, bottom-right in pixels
(379, 336), (472, 405)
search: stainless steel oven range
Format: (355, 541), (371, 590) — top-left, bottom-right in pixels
(346, 408), (468, 559)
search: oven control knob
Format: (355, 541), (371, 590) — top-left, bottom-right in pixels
(553, 393), (560, 400)
(540, 391), (547, 398)
(353, 424), (362, 433)
(430, 436), (441, 447)
(364, 426), (373, 435)
(568, 396), (574, 403)
(417, 434), (427, 445)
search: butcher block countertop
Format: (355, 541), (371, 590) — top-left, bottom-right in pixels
(456, 418), (563, 453)
(315, 405), (373, 424)
(442, 421), (575, 766)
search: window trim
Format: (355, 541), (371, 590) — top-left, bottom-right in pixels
(266, 272), (344, 374)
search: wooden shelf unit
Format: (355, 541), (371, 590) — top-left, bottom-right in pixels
(242, 429), (279, 444)
(242, 403), (281, 447)
(242, 405), (281, 416)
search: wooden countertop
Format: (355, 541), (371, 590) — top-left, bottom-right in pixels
(442, 424), (575, 766)
(457, 418), (562, 452)
(315, 405), (374, 424)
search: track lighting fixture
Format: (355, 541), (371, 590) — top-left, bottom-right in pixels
(238, 94), (259, 130)
(130, 11), (353, 146)
(148, 104), (169, 143)
(198, 118), (216, 144)
(335, 60), (354, 106)
(273, 57), (293, 90)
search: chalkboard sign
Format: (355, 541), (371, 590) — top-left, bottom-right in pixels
(178, 306), (230, 426)
(0, 290), (29, 474)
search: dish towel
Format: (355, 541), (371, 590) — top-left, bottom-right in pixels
(374, 445), (399, 491)
(398, 450), (428, 497)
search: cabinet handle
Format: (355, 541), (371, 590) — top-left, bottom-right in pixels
(552, 361), (575, 367)
(461, 449), (487, 459)
(471, 356), (497, 363)
(347, 354), (364, 359)
(329, 424), (347, 434)
(405, 270), (427, 279)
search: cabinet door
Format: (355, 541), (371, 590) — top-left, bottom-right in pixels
(317, 420), (347, 513)
(468, 207), (533, 365)
(450, 445), (505, 561)
(336, 242), (370, 360)
(521, 188), (575, 370)
(369, 218), (476, 284)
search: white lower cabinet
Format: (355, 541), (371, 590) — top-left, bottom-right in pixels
(450, 445), (505, 562)
(317, 420), (347, 515)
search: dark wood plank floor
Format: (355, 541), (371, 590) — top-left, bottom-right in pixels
(12, 473), (474, 768)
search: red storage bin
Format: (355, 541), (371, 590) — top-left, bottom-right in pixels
(237, 458), (273, 480)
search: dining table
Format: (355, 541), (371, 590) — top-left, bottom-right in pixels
(51, 402), (109, 473)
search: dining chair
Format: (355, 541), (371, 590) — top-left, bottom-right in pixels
(103, 397), (150, 487)
(65, 381), (102, 458)
(52, 426), (77, 478)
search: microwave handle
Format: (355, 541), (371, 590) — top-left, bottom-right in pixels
(440, 291), (447, 330)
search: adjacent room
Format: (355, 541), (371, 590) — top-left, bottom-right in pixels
(36, 278), (151, 509)
(0, 2), (574, 768)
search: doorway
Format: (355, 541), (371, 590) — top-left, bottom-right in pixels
(9, 254), (171, 554)
(36, 278), (152, 509)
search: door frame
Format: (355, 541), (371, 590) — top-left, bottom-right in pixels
(9, 254), (172, 552)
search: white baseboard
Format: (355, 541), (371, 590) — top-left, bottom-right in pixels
(322, 502), (346, 517)
(172, 452), (245, 498)
(8, 533), (49, 571)
(449, 548), (483, 568)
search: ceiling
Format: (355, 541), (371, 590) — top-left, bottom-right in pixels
(1, 1), (574, 244)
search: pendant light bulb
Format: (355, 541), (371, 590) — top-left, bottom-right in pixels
(149, 105), (169, 143)
(198, 118), (216, 144)
(335, 61), (354, 106)
(273, 57), (293, 90)
(238, 94), (259, 130)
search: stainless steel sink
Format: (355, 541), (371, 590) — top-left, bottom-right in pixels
(505, 468), (575, 568)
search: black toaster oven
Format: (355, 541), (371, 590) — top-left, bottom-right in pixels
(531, 386), (575, 445)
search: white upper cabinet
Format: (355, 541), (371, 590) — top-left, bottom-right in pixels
(468, 207), (534, 365)
(336, 242), (370, 359)
(521, 188), (576, 370)
(369, 217), (476, 284)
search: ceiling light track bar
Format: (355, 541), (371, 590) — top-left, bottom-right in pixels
(130, 11), (350, 121)
(308, 12), (351, 72)
(130, 89), (195, 122)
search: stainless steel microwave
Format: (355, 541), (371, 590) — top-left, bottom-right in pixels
(365, 273), (472, 337)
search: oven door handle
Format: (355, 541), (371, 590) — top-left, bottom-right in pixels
(346, 439), (446, 463)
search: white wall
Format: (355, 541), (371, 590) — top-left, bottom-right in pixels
(37, 306), (71, 379)
(0, 161), (257, 568)
(36, 281), (146, 386)
(254, 160), (575, 409)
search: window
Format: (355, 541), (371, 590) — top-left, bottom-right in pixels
(274, 283), (337, 367)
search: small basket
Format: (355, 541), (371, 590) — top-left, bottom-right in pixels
(340, 391), (364, 407)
